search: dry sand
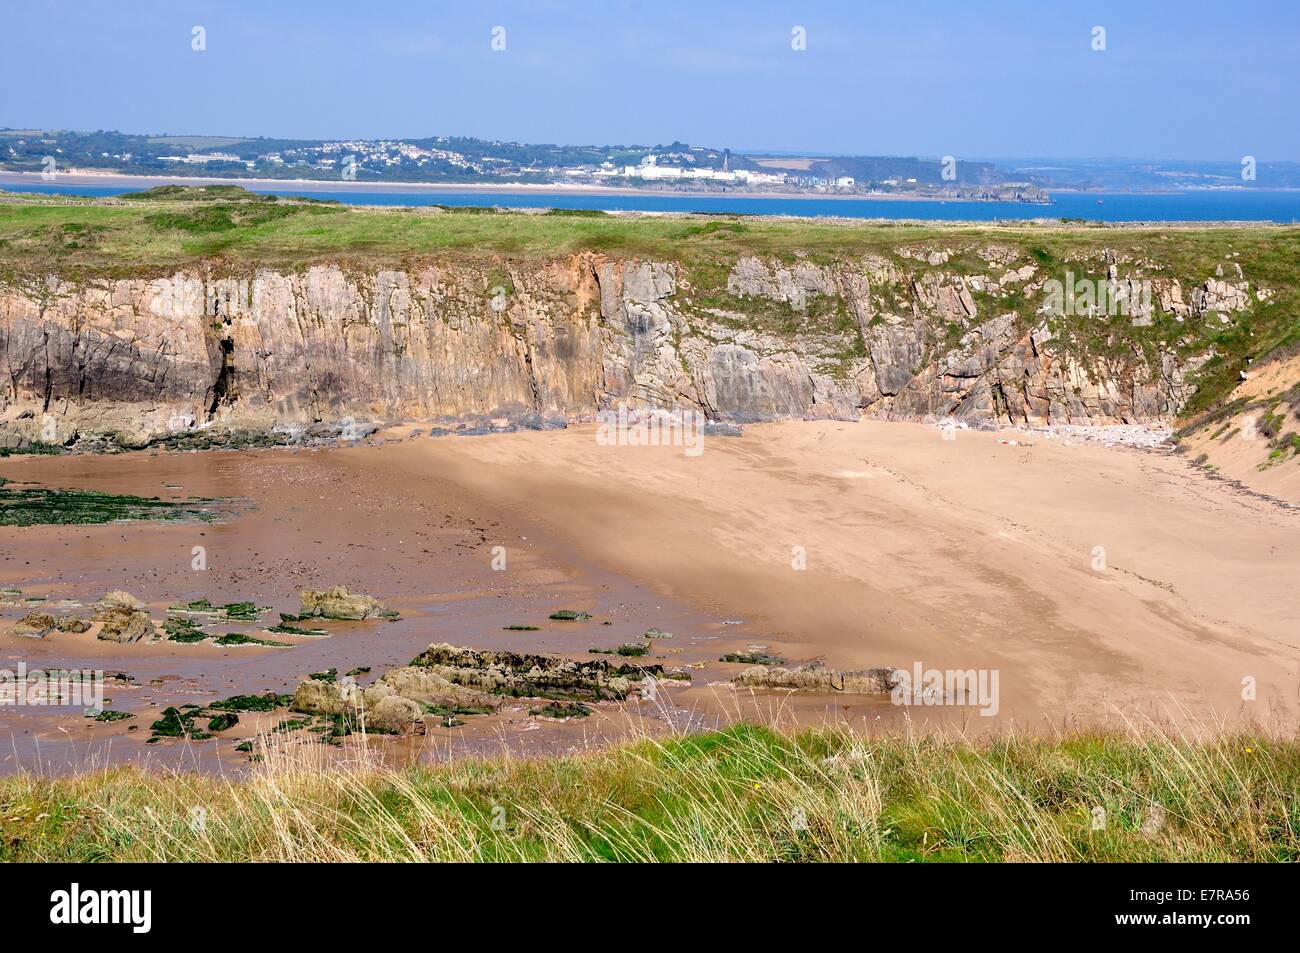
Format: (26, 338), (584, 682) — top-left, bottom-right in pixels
(410, 419), (1300, 726)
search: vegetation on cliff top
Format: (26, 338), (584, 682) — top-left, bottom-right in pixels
(0, 723), (1294, 862)
(1, 186), (1293, 278)
(2, 187), (1298, 417)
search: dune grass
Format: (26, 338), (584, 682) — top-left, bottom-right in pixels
(0, 723), (1295, 862)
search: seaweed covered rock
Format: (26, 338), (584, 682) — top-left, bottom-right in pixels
(288, 643), (688, 737)
(548, 609), (591, 621)
(169, 598), (264, 622)
(290, 642), (685, 731)
(299, 586), (397, 621)
(11, 612), (56, 638)
(410, 642), (674, 701)
(590, 643), (649, 657)
(721, 651), (786, 666)
(148, 706), (210, 741)
(209, 692), (293, 712)
(288, 679), (423, 735)
(530, 702), (592, 720)
(732, 662), (900, 694)
(163, 616), (207, 643)
(206, 712), (239, 732)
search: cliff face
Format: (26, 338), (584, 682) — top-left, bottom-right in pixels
(0, 244), (1261, 448)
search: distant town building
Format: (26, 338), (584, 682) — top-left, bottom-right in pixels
(159, 153), (243, 165)
(623, 155), (787, 187)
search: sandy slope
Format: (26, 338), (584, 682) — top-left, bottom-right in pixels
(1178, 351), (1300, 502)
(412, 420), (1300, 726)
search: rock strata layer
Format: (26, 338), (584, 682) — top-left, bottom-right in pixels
(1, 248), (1259, 448)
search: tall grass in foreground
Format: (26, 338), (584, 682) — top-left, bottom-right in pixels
(0, 723), (1296, 862)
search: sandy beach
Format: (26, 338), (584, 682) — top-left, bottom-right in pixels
(0, 169), (959, 203)
(410, 420), (1300, 724)
(3, 419), (1296, 775)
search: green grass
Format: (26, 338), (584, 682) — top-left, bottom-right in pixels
(2, 187), (1290, 281)
(0, 723), (1294, 862)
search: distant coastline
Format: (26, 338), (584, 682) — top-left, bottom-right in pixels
(0, 169), (1004, 204)
(5, 171), (1299, 225)
(4, 171), (1294, 204)
(1047, 185), (1300, 196)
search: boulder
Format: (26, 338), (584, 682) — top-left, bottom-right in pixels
(94, 604), (153, 643)
(290, 677), (362, 716)
(299, 586), (396, 621)
(721, 651), (785, 666)
(367, 666), (496, 710)
(291, 665), (498, 731)
(366, 695), (424, 734)
(12, 612), (56, 638)
(56, 617), (92, 634)
(112, 429), (153, 451)
(733, 663), (900, 694)
(100, 590), (144, 610)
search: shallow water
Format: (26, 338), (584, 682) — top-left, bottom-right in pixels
(8, 179), (1300, 222)
(0, 441), (908, 776)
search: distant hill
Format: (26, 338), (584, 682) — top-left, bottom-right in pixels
(0, 128), (1034, 197)
(2, 128), (1288, 195)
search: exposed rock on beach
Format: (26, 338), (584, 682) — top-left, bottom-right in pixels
(11, 612), (56, 639)
(298, 587), (398, 621)
(732, 662), (901, 694)
(93, 594), (154, 644)
(290, 642), (689, 734)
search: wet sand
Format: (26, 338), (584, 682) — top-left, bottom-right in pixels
(0, 440), (853, 774)
(2, 420), (1297, 774)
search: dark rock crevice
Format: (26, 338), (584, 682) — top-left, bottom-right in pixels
(208, 338), (236, 420)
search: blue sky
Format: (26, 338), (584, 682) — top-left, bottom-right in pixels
(2, 0), (1297, 159)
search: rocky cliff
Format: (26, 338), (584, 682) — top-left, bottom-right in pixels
(0, 240), (1270, 449)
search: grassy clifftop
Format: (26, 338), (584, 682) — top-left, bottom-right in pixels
(0, 724), (1295, 862)
(3, 186), (1299, 418)
(2, 185), (1296, 276)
